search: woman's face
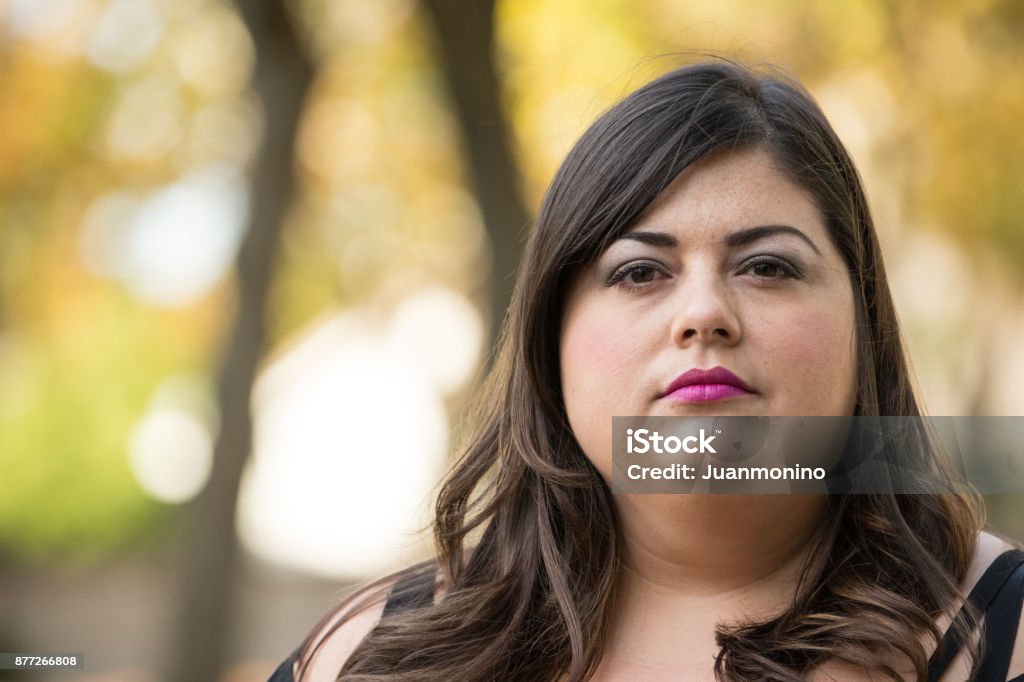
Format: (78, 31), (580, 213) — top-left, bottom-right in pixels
(559, 146), (858, 478)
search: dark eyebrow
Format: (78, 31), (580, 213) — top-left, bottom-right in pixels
(617, 231), (679, 248)
(724, 224), (821, 256)
(618, 225), (821, 256)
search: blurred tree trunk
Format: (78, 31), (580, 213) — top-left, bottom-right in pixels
(165, 2), (313, 681)
(419, 0), (531, 356)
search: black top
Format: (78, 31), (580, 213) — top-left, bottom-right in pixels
(268, 549), (1024, 681)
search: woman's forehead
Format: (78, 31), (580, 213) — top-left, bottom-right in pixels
(629, 147), (825, 240)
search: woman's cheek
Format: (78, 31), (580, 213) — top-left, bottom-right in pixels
(564, 304), (642, 391)
(561, 307), (643, 474)
(764, 307), (856, 414)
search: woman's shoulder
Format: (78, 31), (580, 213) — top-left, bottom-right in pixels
(949, 529), (1024, 681)
(293, 578), (397, 682)
(293, 563), (447, 682)
(814, 530), (1024, 682)
(964, 530), (1021, 595)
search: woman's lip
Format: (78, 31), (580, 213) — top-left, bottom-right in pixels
(664, 384), (752, 402)
(662, 366), (755, 397)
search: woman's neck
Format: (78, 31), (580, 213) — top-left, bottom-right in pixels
(612, 494), (827, 609)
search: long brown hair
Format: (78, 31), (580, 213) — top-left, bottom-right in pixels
(297, 59), (984, 682)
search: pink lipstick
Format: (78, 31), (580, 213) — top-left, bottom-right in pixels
(662, 366), (754, 403)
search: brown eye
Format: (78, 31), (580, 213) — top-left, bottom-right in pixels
(743, 256), (800, 280)
(752, 262), (783, 278)
(605, 261), (666, 290)
(626, 265), (658, 284)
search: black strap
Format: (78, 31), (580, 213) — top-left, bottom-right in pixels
(381, 568), (436, 618)
(927, 549), (1024, 681)
(976, 554), (1024, 681)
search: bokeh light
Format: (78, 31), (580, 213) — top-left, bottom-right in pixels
(237, 285), (483, 578)
(78, 164), (249, 306)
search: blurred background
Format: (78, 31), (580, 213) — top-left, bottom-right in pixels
(0, 0), (1022, 679)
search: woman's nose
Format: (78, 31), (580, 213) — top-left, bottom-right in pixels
(668, 270), (742, 349)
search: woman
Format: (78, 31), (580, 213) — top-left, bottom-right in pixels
(271, 60), (1024, 681)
